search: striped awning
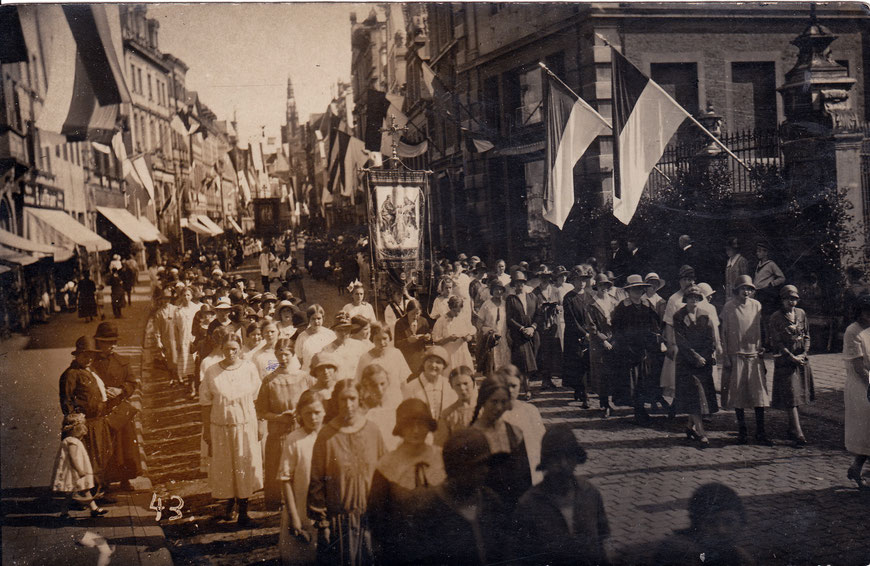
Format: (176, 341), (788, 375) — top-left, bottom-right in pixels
(23, 207), (111, 254)
(196, 215), (224, 236)
(96, 206), (145, 243)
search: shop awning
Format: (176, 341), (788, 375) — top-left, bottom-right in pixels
(227, 217), (243, 234)
(96, 206), (145, 243)
(196, 215), (224, 236)
(23, 207), (111, 254)
(0, 244), (41, 266)
(0, 228), (64, 256)
(181, 217), (211, 237)
(137, 216), (169, 244)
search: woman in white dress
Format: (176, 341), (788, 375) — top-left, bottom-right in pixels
(173, 287), (201, 398)
(432, 296), (476, 373)
(356, 322), (410, 409)
(341, 281), (377, 322)
(843, 295), (870, 489)
(296, 304), (336, 372)
(550, 266), (574, 350)
(200, 335), (264, 526)
(429, 276), (454, 322)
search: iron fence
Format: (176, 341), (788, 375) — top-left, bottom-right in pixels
(647, 128), (783, 197)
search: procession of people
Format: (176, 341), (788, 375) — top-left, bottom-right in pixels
(50, 229), (870, 565)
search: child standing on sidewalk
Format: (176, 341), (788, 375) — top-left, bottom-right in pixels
(51, 413), (108, 518)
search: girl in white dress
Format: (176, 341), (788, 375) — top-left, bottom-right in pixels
(173, 287), (201, 398)
(278, 390), (325, 564)
(52, 413), (107, 518)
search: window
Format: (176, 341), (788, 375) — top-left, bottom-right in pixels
(514, 67), (543, 127)
(137, 69), (143, 95)
(483, 75), (500, 132)
(63, 144), (68, 161)
(730, 62), (777, 134)
(148, 74), (153, 101)
(130, 64), (136, 92)
(650, 62), (698, 141)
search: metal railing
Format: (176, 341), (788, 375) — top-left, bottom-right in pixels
(647, 128), (783, 197)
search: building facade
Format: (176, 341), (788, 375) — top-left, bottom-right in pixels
(421, 2), (870, 264)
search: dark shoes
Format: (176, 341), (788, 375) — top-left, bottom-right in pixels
(737, 427), (749, 445)
(754, 433), (774, 447)
(847, 466), (867, 489)
(91, 508), (108, 518)
(787, 430), (807, 447)
(237, 514), (257, 528)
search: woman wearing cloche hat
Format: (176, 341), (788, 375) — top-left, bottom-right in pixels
(368, 398), (446, 564)
(720, 274), (771, 445)
(767, 284), (814, 447)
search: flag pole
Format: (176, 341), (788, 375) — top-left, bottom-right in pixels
(538, 61), (672, 183)
(538, 62), (610, 129)
(593, 33), (752, 173)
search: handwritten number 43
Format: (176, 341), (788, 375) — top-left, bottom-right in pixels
(149, 493), (184, 521)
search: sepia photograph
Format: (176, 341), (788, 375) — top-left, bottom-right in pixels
(0, 1), (869, 564)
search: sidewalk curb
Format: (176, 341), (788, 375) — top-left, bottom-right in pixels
(128, 488), (175, 566)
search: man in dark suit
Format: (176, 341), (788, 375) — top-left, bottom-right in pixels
(625, 238), (647, 280)
(608, 239), (630, 284)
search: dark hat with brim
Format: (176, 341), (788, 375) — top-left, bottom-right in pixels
(392, 398), (438, 436)
(94, 321), (119, 341)
(678, 265), (696, 280)
(780, 285), (800, 299)
(538, 424), (587, 470)
(593, 273), (612, 288)
(72, 336), (100, 356)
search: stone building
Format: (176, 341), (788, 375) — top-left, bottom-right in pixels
(421, 2), (870, 265)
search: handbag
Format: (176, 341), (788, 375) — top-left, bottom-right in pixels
(105, 399), (140, 432)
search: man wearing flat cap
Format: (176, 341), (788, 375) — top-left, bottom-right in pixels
(92, 322), (142, 491)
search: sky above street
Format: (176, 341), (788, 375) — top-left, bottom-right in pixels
(149, 3), (376, 143)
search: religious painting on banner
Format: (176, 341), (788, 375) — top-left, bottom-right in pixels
(373, 183), (423, 261)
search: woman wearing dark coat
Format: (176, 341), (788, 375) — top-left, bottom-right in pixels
(512, 425), (610, 566)
(673, 285), (719, 446)
(408, 428), (510, 566)
(562, 266), (594, 406)
(108, 269), (125, 319)
(77, 273), (98, 322)
(59, 336), (112, 490)
(768, 285), (814, 446)
(611, 275), (662, 424)
(505, 272), (539, 398)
